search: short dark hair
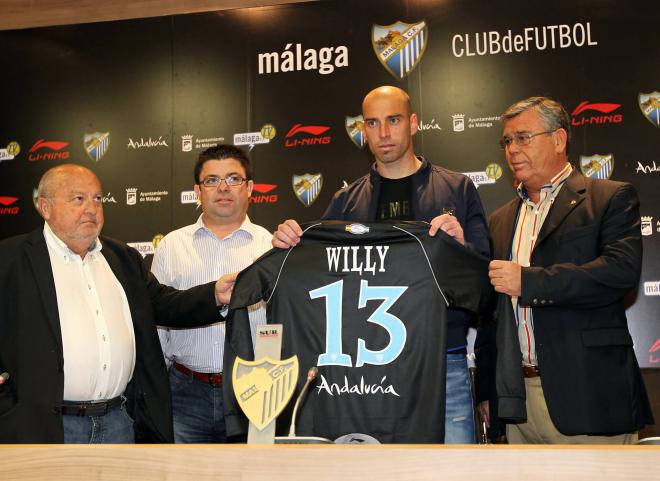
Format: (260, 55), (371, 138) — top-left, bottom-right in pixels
(194, 144), (252, 184)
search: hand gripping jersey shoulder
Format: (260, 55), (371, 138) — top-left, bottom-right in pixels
(224, 221), (492, 443)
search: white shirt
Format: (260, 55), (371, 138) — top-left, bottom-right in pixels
(152, 215), (271, 373)
(44, 223), (135, 401)
(511, 163), (572, 366)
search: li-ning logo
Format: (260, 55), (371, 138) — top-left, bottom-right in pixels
(28, 140), (70, 161)
(257, 43), (349, 75)
(650, 339), (660, 364)
(0, 196), (19, 215)
(571, 101), (622, 126)
(284, 124), (331, 148)
(250, 184), (278, 204)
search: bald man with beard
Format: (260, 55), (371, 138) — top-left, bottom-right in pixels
(0, 164), (234, 443)
(272, 86), (492, 443)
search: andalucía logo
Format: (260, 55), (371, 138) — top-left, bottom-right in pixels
(0, 196), (19, 215)
(372, 20), (428, 79)
(580, 154), (613, 180)
(28, 139), (70, 161)
(571, 101), (622, 126)
(639, 91), (660, 128)
(250, 183), (278, 204)
(345, 115), (365, 148)
(284, 124), (331, 148)
(292, 173), (323, 207)
(84, 132), (110, 162)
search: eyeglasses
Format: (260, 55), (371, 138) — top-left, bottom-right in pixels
(199, 175), (247, 188)
(499, 130), (556, 150)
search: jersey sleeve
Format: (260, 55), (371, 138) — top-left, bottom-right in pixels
(430, 232), (495, 316)
(223, 247), (288, 438)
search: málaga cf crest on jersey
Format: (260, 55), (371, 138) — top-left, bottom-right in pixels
(232, 356), (299, 431)
(372, 20), (428, 79)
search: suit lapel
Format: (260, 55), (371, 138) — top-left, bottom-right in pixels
(534, 170), (586, 250)
(25, 228), (63, 355)
(493, 199), (521, 260)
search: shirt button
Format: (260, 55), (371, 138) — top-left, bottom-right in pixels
(96, 310), (99, 315)
(102, 335), (107, 341)
(103, 364), (107, 370)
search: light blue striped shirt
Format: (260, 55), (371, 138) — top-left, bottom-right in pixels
(152, 214), (272, 372)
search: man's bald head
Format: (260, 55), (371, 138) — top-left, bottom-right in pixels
(37, 164), (101, 201)
(362, 86), (413, 117)
(36, 164), (105, 257)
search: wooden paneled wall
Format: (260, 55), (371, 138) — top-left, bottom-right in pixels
(0, 0), (312, 31)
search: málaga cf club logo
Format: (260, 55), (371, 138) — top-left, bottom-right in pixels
(345, 115), (365, 148)
(372, 20), (428, 79)
(639, 91), (660, 128)
(232, 356), (299, 431)
(84, 132), (111, 162)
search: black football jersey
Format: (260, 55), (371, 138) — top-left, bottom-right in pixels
(224, 221), (492, 443)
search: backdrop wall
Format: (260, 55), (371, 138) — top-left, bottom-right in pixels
(0, 0), (658, 365)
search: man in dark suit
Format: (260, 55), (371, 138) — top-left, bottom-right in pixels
(486, 96), (652, 443)
(0, 164), (235, 443)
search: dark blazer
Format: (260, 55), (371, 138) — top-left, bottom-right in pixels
(0, 228), (220, 443)
(490, 168), (653, 435)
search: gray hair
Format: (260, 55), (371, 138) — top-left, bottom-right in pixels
(501, 96), (571, 150)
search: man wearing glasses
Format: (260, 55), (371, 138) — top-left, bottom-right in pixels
(152, 144), (272, 443)
(486, 96), (652, 443)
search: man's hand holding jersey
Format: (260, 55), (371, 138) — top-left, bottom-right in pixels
(272, 219), (304, 248)
(429, 214), (465, 245)
(215, 272), (238, 306)
(272, 216), (466, 248)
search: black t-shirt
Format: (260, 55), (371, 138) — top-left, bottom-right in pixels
(377, 175), (414, 221)
(224, 221), (493, 443)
